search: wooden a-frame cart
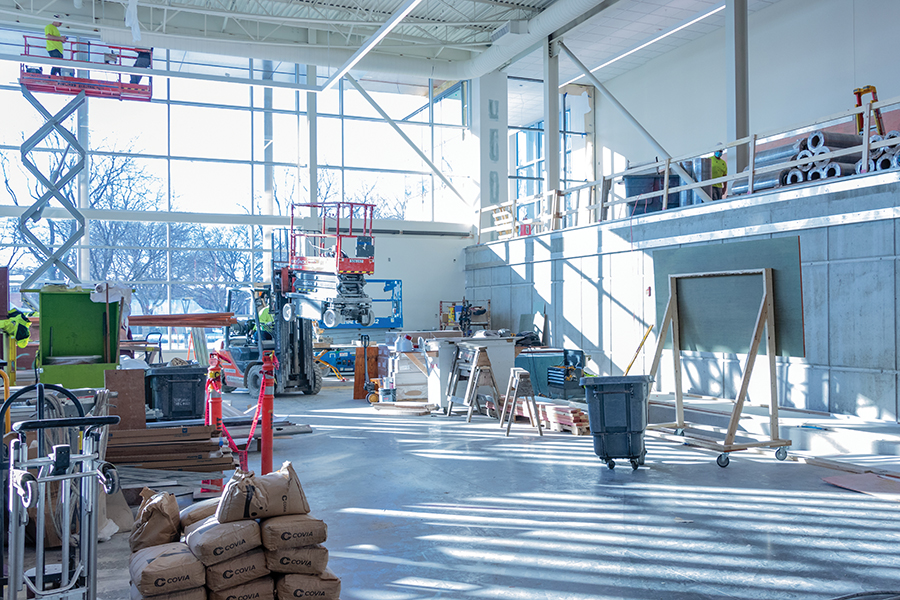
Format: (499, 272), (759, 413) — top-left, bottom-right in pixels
(646, 268), (791, 467)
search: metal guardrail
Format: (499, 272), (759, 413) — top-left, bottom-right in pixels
(478, 92), (900, 242)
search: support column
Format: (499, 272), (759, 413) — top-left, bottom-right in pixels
(76, 38), (90, 281)
(726, 0), (749, 177)
(263, 60), (274, 284)
(307, 29), (318, 211)
(470, 70), (508, 236)
(543, 40), (560, 194)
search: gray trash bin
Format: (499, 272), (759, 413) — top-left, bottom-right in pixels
(581, 375), (652, 470)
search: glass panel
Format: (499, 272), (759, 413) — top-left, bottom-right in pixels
(433, 125), (467, 177)
(317, 83), (340, 116)
(90, 155), (168, 210)
(130, 284), (169, 316)
(252, 111), (299, 165)
(433, 174), (473, 224)
(170, 159), (251, 214)
(317, 167), (342, 202)
(251, 85), (302, 112)
(253, 164), (301, 216)
(343, 83), (430, 122)
(318, 116), (342, 167)
(343, 120), (428, 171)
(434, 82), (465, 126)
(89, 96), (168, 155)
(343, 170), (429, 220)
(170, 105), (250, 161)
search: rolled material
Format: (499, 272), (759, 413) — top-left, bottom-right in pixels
(893, 151), (900, 170)
(855, 158), (876, 174)
(808, 167), (826, 181)
(808, 130), (863, 151)
(731, 170), (787, 196)
(814, 146), (861, 169)
(752, 143), (799, 167)
(820, 161), (858, 178)
(796, 149), (815, 172)
(875, 153), (894, 171)
(785, 168), (805, 185)
(887, 131), (900, 139)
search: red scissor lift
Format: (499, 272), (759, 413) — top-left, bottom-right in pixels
(279, 201), (377, 327)
(19, 35), (152, 101)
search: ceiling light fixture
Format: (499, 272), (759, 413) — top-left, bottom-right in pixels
(561, 3), (725, 87)
(321, 0), (425, 92)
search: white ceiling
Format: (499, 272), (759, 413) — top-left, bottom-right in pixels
(0, 0), (780, 101)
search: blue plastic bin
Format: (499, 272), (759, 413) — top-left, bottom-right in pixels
(580, 375), (652, 470)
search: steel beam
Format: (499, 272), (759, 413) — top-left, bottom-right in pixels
(544, 40), (560, 193)
(726, 0), (749, 175)
(558, 41), (712, 203)
(345, 74), (467, 203)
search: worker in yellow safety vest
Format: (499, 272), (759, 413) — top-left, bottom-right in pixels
(0, 308), (32, 348)
(45, 17), (66, 76)
(710, 149), (727, 200)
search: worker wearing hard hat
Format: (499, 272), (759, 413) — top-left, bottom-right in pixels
(45, 16), (65, 76)
(710, 149), (727, 200)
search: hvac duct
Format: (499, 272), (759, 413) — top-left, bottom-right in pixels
(785, 169), (805, 185)
(808, 131), (862, 152)
(731, 170), (787, 196)
(101, 0), (623, 81)
(752, 143), (798, 167)
(795, 149), (815, 172)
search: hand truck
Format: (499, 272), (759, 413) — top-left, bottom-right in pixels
(7, 413), (120, 600)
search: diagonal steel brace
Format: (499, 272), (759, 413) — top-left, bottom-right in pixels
(18, 87), (87, 288)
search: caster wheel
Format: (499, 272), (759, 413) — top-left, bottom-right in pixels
(607, 460), (616, 470)
(775, 447), (788, 461)
(716, 453), (730, 468)
(630, 459), (639, 470)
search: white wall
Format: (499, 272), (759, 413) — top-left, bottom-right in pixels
(595, 0), (900, 171)
(371, 233), (470, 330)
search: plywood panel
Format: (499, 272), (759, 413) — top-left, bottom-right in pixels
(653, 237), (804, 357)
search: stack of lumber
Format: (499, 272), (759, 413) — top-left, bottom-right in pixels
(106, 425), (238, 472)
(488, 398), (590, 435)
(128, 312), (238, 327)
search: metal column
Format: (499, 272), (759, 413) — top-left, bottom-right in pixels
(544, 40), (560, 194)
(18, 88), (87, 290)
(726, 0), (750, 176)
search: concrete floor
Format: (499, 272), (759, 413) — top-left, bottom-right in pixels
(85, 379), (900, 600)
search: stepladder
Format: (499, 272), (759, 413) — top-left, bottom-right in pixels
(445, 345), (501, 422)
(499, 368), (543, 437)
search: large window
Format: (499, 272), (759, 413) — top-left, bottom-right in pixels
(0, 39), (472, 321)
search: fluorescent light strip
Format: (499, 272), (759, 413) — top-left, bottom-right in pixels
(321, 0), (425, 91)
(562, 3), (725, 87)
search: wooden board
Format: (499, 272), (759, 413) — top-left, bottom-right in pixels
(653, 237), (804, 357)
(107, 425), (215, 445)
(823, 473), (900, 502)
(104, 368), (147, 430)
(353, 347), (379, 400)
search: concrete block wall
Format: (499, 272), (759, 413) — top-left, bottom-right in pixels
(465, 173), (900, 423)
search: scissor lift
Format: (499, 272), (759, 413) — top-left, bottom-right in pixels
(279, 202), (377, 327)
(19, 35), (152, 101)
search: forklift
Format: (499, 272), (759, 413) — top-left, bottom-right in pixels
(217, 271), (322, 398)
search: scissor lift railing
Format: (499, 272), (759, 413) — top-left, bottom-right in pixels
(287, 202), (375, 276)
(20, 36), (152, 101)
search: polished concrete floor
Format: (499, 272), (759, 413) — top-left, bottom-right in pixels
(88, 379), (900, 600)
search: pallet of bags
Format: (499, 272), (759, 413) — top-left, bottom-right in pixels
(128, 488), (208, 599)
(189, 462), (340, 600)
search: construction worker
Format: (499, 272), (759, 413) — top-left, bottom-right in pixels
(45, 17), (65, 76)
(710, 149), (727, 200)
